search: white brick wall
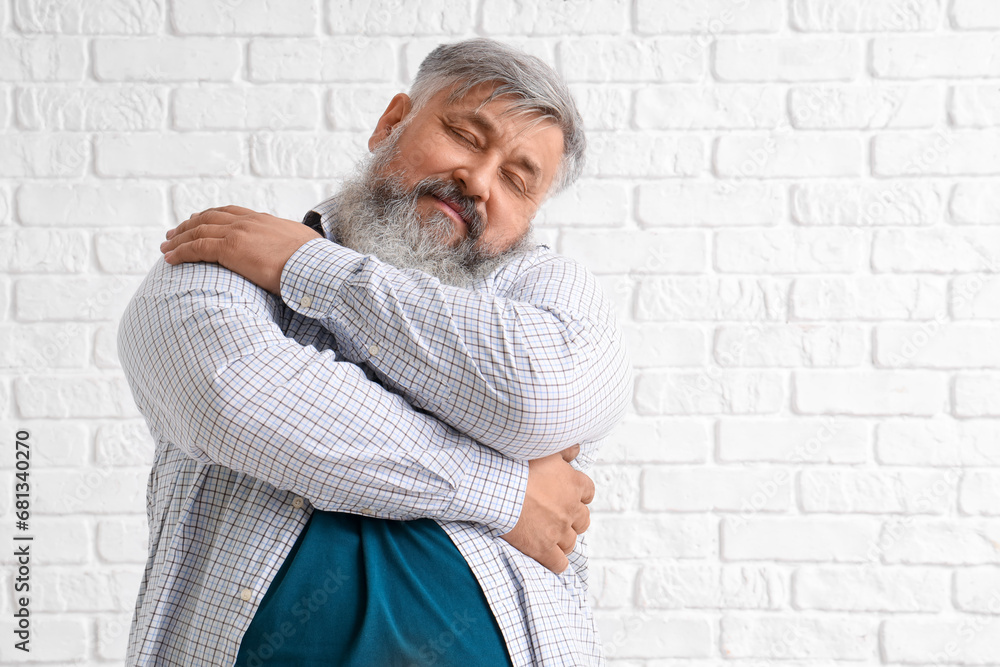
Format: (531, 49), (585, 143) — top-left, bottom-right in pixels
(2, 1), (998, 664)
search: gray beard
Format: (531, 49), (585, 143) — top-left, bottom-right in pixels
(326, 134), (536, 288)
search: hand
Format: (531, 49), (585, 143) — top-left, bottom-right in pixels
(500, 445), (595, 574)
(159, 205), (322, 294)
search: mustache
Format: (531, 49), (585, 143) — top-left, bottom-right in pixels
(410, 178), (485, 240)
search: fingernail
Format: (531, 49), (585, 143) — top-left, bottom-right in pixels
(163, 251), (173, 262)
(159, 241), (168, 251)
(165, 229), (175, 239)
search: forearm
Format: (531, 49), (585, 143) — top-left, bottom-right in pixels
(117, 257), (527, 533)
(280, 238), (633, 459)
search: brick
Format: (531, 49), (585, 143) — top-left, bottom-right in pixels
(587, 559), (638, 608)
(95, 323), (119, 369)
(638, 181), (783, 227)
(559, 38), (704, 82)
(251, 133), (363, 178)
(0, 324), (87, 369)
(35, 468), (147, 514)
(715, 324), (866, 367)
(483, 0), (625, 34)
(795, 370), (947, 416)
(15, 275), (142, 321)
(171, 180), (321, 224)
(598, 418), (710, 464)
(800, 469), (956, 513)
(951, 85), (1000, 127)
(790, 0), (941, 31)
(589, 464), (640, 513)
(873, 34), (1000, 78)
(873, 228), (1000, 272)
(638, 564), (786, 609)
(95, 421), (155, 467)
(635, 84), (782, 129)
(955, 374), (1000, 416)
(876, 323), (1000, 367)
(716, 134), (864, 177)
(951, 181), (1000, 224)
(16, 85), (166, 131)
(596, 274), (631, 319)
(960, 471), (1000, 515)
(635, 370), (784, 415)
(14, 0), (162, 33)
(714, 38), (860, 81)
(879, 518), (1000, 564)
(791, 181), (946, 226)
(596, 613), (712, 660)
(0, 616), (87, 663)
(28, 517), (91, 564)
(0, 86), (9, 130)
(636, 0), (783, 33)
(715, 228), (866, 273)
(791, 276), (946, 320)
(535, 181), (627, 227)
(562, 230), (705, 274)
(0, 230), (88, 273)
(0, 37), (85, 81)
(35, 567), (139, 612)
(622, 324), (705, 368)
(96, 133), (242, 177)
(955, 567), (1000, 612)
(98, 612), (135, 660)
(586, 133), (704, 177)
(330, 0), (469, 34)
(567, 85), (629, 132)
(249, 38), (394, 82)
(97, 517), (148, 563)
(95, 229), (168, 274)
(886, 617), (1000, 664)
(327, 86), (398, 131)
(173, 86), (319, 131)
(15, 376), (139, 419)
(0, 185), (8, 224)
(723, 516), (881, 561)
(590, 515), (716, 559)
(173, 0), (317, 35)
(718, 418), (869, 464)
(794, 565), (948, 611)
(951, 0), (1000, 28)
(18, 182), (166, 227)
(638, 277), (789, 321)
(0, 134), (88, 178)
(952, 275), (1000, 318)
(790, 84), (942, 128)
(643, 466), (792, 512)
(874, 131), (1000, 176)
(94, 37), (241, 81)
(0, 421), (87, 469)
(722, 616), (877, 660)
(877, 418), (1000, 466)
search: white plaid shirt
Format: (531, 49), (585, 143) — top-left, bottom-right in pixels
(117, 198), (632, 666)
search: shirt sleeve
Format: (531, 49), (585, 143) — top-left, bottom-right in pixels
(117, 257), (527, 535)
(279, 238), (633, 461)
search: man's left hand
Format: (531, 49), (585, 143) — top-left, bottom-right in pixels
(160, 205), (322, 294)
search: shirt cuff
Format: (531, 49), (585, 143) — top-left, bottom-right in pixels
(279, 237), (366, 319)
(448, 452), (529, 537)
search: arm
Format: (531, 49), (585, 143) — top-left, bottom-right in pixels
(279, 238), (632, 460)
(117, 256), (527, 534)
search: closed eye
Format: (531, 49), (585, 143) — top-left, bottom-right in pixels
(448, 126), (478, 148)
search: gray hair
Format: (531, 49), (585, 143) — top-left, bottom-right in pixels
(408, 38), (586, 195)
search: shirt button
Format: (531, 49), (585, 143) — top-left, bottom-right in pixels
(292, 497), (304, 509)
(240, 588), (252, 602)
(299, 294), (313, 308)
(368, 344), (379, 356)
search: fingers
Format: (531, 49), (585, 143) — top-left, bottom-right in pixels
(166, 209), (237, 240)
(161, 224), (231, 264)
(560, 444), (580, 462)
(541, 547), (570, 574)
(578, 471), (595, 505)
(571, 504), (591, 535)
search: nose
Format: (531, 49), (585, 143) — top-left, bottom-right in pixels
(452, 158), (494, 205)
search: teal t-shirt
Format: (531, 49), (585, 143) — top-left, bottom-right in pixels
(235, 510), (513, 666)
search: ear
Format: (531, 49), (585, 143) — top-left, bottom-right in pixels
(368, 93), (412, 152)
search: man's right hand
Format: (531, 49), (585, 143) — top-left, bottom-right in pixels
(500, 445), (595, 574)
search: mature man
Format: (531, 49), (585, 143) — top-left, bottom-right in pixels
(118, 39), (630, 666)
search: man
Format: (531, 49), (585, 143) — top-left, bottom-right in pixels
(118, 39), (631, 666)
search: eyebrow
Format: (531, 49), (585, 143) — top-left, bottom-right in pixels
(454, 111), (544, 188)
